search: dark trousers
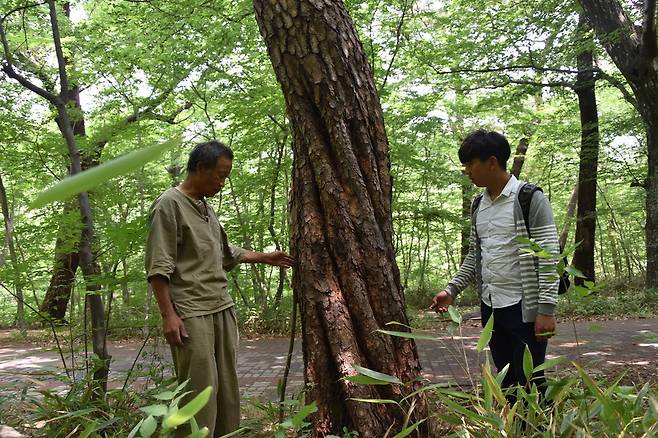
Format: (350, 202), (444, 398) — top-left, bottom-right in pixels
(481, 301), (547, 392)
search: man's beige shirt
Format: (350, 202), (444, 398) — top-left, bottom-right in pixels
(145, 187), (245, 319)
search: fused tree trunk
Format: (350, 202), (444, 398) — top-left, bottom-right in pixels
(572, 15), (600, 284)
(578, 0), (658, 288)
(254, 1), (426, 436)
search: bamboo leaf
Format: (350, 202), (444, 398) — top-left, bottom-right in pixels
(533, 356), (566, 373)
(139, 415), (157, 438)
(163, 386), (212, 430)
(393, 419), (426, 438)
(522, 345), (533, 383)
(377, 329), (438, 341)
(447, 305), (462, 324)
(349, 364), (402, 385)
(186, 427), (209, 438)
(349, 398), (398, 404)
(476, 313), (494, 352)
(30, 137), (180, 209)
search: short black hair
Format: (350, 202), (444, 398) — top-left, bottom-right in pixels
(458, 130), (510, 170)
(186, 140), (234, 173)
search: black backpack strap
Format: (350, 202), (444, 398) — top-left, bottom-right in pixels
(471, 193), (484, 217)
(517, 183), (543, 235)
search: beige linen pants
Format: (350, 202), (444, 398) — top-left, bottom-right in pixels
(171, 307), (240, 437)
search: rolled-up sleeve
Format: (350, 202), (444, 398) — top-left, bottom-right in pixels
(145, 198), (178, 281)
(220, 225), (245, 272)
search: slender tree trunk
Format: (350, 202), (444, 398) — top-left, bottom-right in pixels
(0, 173), (25, 334)
(254, 1), (426, 435)
(572, 15), (600, 284)
(510, 137), (529, 178)
(559, 185), (579, 249)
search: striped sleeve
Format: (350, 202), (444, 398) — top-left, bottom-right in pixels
(528, 190), (560, 314)
(446, 221), (477, 297)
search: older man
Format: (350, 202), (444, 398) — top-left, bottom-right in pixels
(145, 140), (293, 436)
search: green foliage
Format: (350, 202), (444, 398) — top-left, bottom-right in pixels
(128, 381), (212, 438)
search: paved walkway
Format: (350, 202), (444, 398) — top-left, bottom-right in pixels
(1, 318), (656, 401)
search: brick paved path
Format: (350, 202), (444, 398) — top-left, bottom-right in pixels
(1, 317), (656, 401)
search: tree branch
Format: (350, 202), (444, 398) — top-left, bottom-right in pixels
(594, 69), (640, 111)
(1, 20), (59, 103)
(1, 1), (47, 22)
(379, 0), (410, 93)
(47, 0), (68, 96)
(427, 62), (584, 76)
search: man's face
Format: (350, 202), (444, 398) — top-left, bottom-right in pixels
(199, 156), (232, 197)
(463, 157), (495, 187)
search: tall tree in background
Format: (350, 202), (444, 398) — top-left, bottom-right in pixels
(254, 0), (426, 436)
(1, 0), (110, 390)
(572, 14), (600, 284)
(577, 0), (658, 288)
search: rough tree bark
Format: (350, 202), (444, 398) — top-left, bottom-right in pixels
(572, 15), (600, 284)
(254, 1), (426, 436)
(578, 0), (658, 288)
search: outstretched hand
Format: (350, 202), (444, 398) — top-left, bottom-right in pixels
(265, 251), (295, 268)
(430, 289), (454, 313)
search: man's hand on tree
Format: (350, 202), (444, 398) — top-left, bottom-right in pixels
(430, 290), (454, 313)
(265, 251), (295, 268)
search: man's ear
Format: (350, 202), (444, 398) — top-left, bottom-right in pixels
(486, 155), (499, 169)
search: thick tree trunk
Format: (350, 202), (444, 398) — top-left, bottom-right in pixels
(254, 1), (426, 436)
(572, 16), (600, 285)
(577, 0), (658, 287)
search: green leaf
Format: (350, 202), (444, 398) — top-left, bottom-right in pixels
(217, 426), (249, 438)
(79, 421), (98, 438)
(186, 427), (209, 438)
(377, 329), (438, 341)
(30, 137), (180, 209)
(533, 356), (566, 373)
(522, 345), (533, 383)
(290, 401), (318, 427)
(164, 386), (212, 430)
(348, 398), (398, 404)
(476, 313), (494, 352)
(495, 363), (510, 387)
(393, 419), (426, 438)
(565, 265), (585, 278)
(349, 364), (402, 385)
(139, 404), (168, 417)
(447, 305), (462, 324)
(483, 361), (506, 406)
(153, 391), (176, 401)
(589, 324), (605, 331)
(139, 415), (157, 438)
(127, 419), (143, 438)
(384, 321), (414, 330)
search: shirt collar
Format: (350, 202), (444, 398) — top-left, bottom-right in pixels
(480, 174), (518, 208)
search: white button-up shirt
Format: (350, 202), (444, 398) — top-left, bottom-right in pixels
(476, 175), (523, 308)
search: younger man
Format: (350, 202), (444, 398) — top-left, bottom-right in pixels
(431, 130), (559, 392)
